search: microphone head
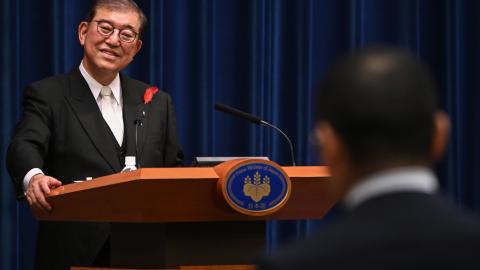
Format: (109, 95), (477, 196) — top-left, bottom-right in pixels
(214, 103), (229, 112)
(214, 103), (262, 124)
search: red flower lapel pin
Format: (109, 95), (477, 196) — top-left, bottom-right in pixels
(144, 86), (159, 104)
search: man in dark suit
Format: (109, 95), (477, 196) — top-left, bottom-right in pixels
(6, 0), (183, 269)
(259, 47), (480, 269)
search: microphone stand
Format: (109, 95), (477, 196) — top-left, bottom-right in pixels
(134, 110), (144, 168)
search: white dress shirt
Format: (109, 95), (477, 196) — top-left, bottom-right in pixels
(343, 166), (439, 209)
(79, 61), (123, 125)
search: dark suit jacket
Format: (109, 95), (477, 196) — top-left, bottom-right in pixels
(259, 192), (480, 270)
(6, 68), (183, 270)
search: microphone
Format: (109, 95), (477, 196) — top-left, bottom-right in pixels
(133, 106), (145, 168)
(214, 103), (296, 166)
(214, 103), (262, 124)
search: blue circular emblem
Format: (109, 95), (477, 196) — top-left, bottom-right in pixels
(223, 161), (291, 216)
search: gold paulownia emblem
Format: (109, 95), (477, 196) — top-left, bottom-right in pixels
(243, 171), (271, 202)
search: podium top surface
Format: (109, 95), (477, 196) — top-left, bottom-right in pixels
(35, 166), (335, 222)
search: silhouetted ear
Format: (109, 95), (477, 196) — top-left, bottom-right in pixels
(316, 121), (345, 166)
(78, 22), (89, 46)
(431, 111), (450, 161)
(316, 121), (353, 198)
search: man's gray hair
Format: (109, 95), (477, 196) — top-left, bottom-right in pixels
(85, 0), (148, 39)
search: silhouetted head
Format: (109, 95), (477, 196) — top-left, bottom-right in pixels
(314, 46), (449, 195)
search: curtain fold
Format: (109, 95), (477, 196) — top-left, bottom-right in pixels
(2, 1), (480, 269)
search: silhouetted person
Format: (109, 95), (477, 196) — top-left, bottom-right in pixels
(259, 47), (480, 270)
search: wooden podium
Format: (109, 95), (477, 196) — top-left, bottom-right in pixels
(34, 161), (335, 269)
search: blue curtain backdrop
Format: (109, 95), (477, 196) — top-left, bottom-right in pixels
(1, 0), (480, 269)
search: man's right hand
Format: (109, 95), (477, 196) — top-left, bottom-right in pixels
(25, 174), (62, 213)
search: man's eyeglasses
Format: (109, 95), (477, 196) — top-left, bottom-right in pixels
(94, 20), (138, 43)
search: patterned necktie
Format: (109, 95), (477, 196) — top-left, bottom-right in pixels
(99, 86), (124, 145)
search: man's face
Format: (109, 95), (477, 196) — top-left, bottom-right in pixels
(78, 7), (142, 77)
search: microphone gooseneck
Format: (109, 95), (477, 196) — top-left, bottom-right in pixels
(260, 120), (296, 166)
(214, 103), (296, 166)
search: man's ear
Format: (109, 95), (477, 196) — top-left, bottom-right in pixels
(78, 22), (88, 46)
(129, 39), (143, 61)
(431, 111), (450, 161)
(134, 39), (142, 55)
(316, 121), (344, 166)
(316, 121), (353, 198)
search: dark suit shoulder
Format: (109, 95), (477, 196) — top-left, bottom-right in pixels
(260, 193), (480, 270)
(120, 73), (150, 89)
(29, 73), (70, 93)
(24, 71), (78, 107)
(120, 73), (172, 102)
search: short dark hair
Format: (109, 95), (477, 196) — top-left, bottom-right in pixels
(85, 0), (148, 39)
(316, 46), (438, 165)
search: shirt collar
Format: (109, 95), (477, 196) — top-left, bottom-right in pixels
(343, 166), (439, 209)
(79, 61), (122, 104)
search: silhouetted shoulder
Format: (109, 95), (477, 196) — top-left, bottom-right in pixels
(259, 193), (480, 270)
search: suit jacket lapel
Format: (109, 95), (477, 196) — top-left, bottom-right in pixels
(65, 68), (122, 172)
